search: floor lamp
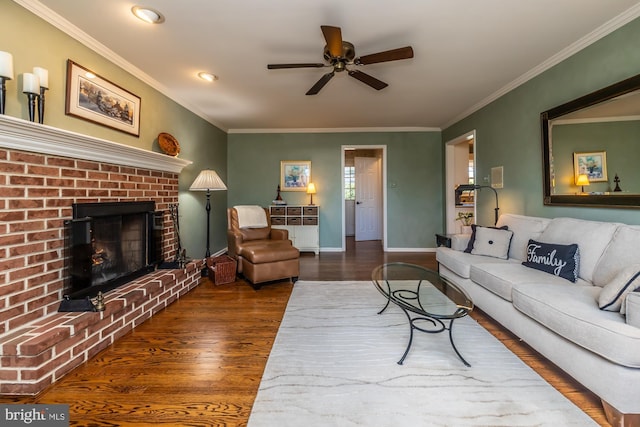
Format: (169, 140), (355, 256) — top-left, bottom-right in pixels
(189, 170), (227, 274)
(455, 184), (500, 225)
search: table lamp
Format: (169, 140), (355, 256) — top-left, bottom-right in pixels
(307, 182), (316, 205)
(576, 174), (590, 193)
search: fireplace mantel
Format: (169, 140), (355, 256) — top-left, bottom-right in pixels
(0, 114), (192, 173)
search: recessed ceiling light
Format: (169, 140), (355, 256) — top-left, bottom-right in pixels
(131, 6), (165, 24)
(198, 72), (218, 82)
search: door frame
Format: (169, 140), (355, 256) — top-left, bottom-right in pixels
(445, 130), (476, 234)
(341, 145), (387, 251)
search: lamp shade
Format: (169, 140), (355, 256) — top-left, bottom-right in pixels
(576, 174), (590, 187)
(306, 182), (316, 194)
(189, 169), (227, 191)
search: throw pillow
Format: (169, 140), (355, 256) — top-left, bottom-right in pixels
(626, 292), (640, 327)
(464, 224), (509, 253)
(522, 239), (580, 282)
(598, 264), (640, 313)
(470, 226), (514, 259)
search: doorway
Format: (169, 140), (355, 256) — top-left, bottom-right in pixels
(445, 131), (475, 234)
(342, 146), (386, 251)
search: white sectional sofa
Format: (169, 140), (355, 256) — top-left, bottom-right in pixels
(436, 214), (640, 426)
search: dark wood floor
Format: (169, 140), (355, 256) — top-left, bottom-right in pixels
(1, 238), (609, 426)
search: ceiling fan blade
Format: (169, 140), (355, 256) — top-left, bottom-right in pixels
(306, 71), (335, 95)
(268, 63), (326, 69)
(355, 46), (414, 65)
(348, 70), (388, 90)
(321, 25), (343, 58)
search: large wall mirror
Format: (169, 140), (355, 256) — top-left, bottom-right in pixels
(541, 73), (640, 208)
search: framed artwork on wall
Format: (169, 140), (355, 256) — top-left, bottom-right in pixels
(280, 160), (311, 191)
(65, 60), (141, 137)
(573, 151), (607, 182)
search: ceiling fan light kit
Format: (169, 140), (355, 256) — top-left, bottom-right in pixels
(268, 25), (413, 95)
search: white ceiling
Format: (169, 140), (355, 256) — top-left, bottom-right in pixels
(20, 0), (640, 132)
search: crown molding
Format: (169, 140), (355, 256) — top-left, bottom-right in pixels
(442, 3), (640, 129)
(228, 126), (440, 134)
(13, 0), (229, 133)
(0, 115), (192, 173)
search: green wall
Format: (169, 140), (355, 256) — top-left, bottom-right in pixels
(552, 121), (640, 194)
(443, 16), (640, 225)
(227, 131), (443, 249)
(2, 2), (228, 258)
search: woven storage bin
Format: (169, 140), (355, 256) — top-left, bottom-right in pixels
(207, 255), (237, 285)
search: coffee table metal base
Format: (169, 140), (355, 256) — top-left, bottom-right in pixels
(379, 293), (470, 367)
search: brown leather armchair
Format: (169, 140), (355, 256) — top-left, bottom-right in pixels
(227, 206), (299, 288)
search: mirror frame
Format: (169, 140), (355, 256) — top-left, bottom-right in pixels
(541, 73), (640, 208)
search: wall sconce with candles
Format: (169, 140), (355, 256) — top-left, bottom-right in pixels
(0, 51), (48, 122)
(22, 72), (40, 122)
(0, 51), (14, 115)
(576, 174), (590, 194)
(33, 67), (48, 124)
(19, 67), (48, 123)
(306, 182), (316, 205)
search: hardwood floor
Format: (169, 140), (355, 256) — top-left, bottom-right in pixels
(1, 238), (609, 426)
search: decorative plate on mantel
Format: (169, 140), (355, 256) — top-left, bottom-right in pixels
(158, 132), (180, 157)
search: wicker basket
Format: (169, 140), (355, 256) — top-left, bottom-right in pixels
(207, 255), (237, 285)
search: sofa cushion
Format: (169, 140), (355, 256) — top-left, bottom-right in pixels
(627, 293), (640, 328)
(512, 283), (640, 368)
(522, 240), (580, 283)
(496, 214), (551, 261)
(598, 264), (640, 313)
(539, 217), (618, 283)
(470, 226), (514, 259)
(593, 225), (640, 287)
(470, 263), (590, 302)
(436, 247), (505, 279)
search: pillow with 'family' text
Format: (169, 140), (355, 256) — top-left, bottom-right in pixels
(598, 264), (640, 313)
(522, 239), (580, 282)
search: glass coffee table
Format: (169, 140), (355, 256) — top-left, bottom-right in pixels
(371, 262), (474, 366)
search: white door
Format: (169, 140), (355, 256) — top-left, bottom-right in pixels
(355, 156), (382, 241)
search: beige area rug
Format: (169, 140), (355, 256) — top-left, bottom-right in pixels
(248, 281), (597, 427)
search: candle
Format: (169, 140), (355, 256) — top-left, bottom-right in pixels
(33, 67), (48, 88)
(22, 73), (40, 94)
(0, 51), (14, 79)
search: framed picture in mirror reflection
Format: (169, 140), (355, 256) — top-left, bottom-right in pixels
(574, 151), (607, 182)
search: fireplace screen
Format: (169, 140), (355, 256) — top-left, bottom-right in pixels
(65, 201), (162, 299)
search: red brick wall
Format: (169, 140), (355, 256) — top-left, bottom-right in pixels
(0, 146), (191, 394)
(0, 147), (179, 333)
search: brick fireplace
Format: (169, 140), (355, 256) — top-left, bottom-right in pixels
(0, 116), (201, 395)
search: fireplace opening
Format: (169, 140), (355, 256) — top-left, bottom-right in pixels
(64, 201), (163, 300)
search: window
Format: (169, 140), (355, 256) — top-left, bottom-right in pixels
(345, 166), (355, 200)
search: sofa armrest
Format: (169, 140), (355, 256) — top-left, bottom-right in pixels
(270, 228), (289, 240)
(451, 233), (472, 251)
(626, 292), (640, 328)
